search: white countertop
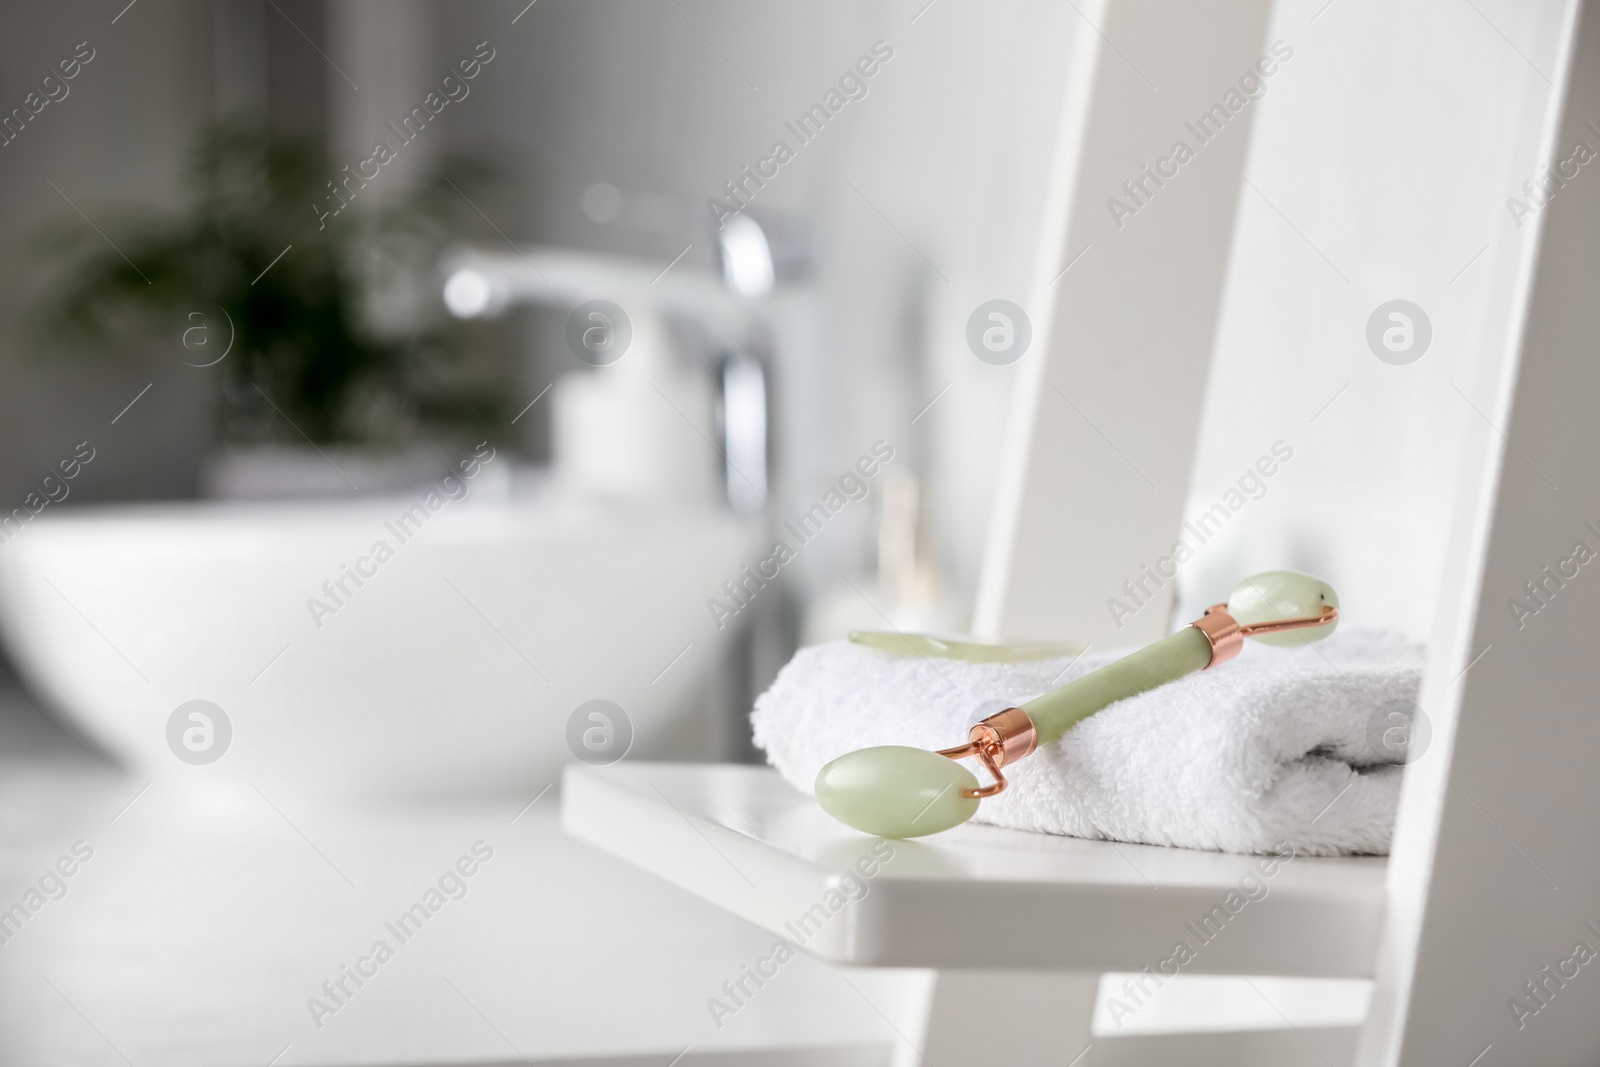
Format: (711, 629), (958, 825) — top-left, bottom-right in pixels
(0, 681), (902, 1067)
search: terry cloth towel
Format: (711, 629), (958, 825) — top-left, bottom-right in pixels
(752, 626), (1424, 855)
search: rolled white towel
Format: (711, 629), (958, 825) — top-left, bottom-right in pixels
(752, 625), (1424, 855)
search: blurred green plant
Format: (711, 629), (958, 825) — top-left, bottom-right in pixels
(30, 120), (504, 446)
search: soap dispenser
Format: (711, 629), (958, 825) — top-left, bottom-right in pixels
(550, 310), (720, 508)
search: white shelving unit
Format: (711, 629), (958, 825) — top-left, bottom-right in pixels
(564, 762), (1385, 978)
(562, 0), (1600, 1063)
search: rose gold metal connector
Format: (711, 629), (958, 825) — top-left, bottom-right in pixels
(1191, 603), (1340, 669)
(936, 706), (1038, 798)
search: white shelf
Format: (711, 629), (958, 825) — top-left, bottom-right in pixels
(562, 762), (1387, 978)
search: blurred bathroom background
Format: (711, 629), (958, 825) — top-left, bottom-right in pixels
(0, 0), (1067, 608)
(0, 1), (1084, 779)
(0, 0), (1542, 1062)
(0, 4), (1089, 1062)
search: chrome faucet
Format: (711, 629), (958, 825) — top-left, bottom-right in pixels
(439, 204), (816, 518)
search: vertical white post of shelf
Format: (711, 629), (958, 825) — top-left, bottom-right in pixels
(917, 0), (1272, 1064)
(1360, 1), (1600, 1063)
(974, 0), (1275, 648)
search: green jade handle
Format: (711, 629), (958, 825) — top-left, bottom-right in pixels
(1023, 627), (1212, 747)
(814, 570), (1339, 839)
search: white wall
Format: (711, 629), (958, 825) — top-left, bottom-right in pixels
(1175, 0), (1566, 639)
(0, 2), (217, 506)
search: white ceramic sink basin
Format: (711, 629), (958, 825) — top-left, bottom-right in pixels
(0, 493), (758, 798)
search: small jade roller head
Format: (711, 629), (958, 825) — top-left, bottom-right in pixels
(1229, 569), (1339, 643)
(815, 569), (1339, 839)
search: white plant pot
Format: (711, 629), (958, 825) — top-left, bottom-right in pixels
(200, 444), (496, 500)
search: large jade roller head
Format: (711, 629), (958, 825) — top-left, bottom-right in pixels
(815, 570), (1339, 838)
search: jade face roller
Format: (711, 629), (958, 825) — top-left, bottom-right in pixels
(814, 570), (1339, 839)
